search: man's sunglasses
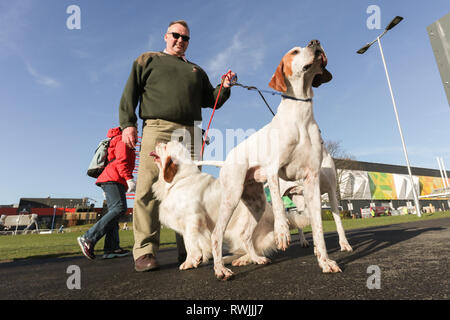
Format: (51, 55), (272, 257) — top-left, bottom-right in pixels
(168, 32), (190, 42)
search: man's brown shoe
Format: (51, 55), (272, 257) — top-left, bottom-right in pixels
(135, 254), (160, 272)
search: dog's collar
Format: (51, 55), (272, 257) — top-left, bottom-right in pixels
(232, 82), (312, 103)
(281, 94), (312, 102)
(231, 82), (312, 116)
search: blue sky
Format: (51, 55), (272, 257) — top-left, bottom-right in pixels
(1, 0), (449, 207)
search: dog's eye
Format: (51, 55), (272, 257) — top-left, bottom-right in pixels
(302, 64), (312, 72)
(291, 49), (300, 55)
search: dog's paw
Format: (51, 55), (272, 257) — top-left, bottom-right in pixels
(299, 237), (310, 248)
(232, 255), (251, 267)
(276, 233), (291, 251)
(179, 257), (202, 270)
(214, 264), (234, 281)
(320, 259), (342, 273)
(300, 236), (309, 248)
(252, 256), (271, 265)
(274, 221), (291, 251)
(339, 241), (353, 252)
(179, 261), (193, 270)
(232, 255), (271, 267)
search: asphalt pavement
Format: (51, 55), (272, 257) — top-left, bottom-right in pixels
(1, 217), (449, 308)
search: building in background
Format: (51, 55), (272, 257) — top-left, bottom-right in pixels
(264, 159), (450, 217)
(18, 197), (93, 213)
(337, 159), (450, 215)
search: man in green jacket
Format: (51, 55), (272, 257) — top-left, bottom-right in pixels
(119, 20), (235, 272)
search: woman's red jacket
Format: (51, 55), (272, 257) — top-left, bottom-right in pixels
(96, 127), (136, 188)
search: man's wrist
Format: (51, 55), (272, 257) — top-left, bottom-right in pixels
(121, 124), (137, 130)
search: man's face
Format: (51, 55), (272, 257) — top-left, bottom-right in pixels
(164, 23), (190, 57)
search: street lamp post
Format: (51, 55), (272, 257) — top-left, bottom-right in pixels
(51, 205), (57, 231)
(357, 16), (422, 217)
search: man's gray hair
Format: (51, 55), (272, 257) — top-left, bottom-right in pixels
(168, 20), (190, 33)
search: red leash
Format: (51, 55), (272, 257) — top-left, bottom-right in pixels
(201, 70), (234, 157)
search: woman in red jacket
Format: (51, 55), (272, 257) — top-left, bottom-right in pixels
(78, 127), (136, 260)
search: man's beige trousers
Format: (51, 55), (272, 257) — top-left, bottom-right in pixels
(132, 119), (201, 260)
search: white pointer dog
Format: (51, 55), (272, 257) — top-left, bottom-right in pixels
(151, 141), (312, 270)
(211, 40), (340, 280)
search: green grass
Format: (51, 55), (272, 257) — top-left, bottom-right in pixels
(0, 225), (177, 262)
(1, 212), (449, 262)
(300, 211), (450, 234)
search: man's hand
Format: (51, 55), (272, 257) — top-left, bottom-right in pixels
(122, 126), (138, 149)
(223, 69), (236, 88)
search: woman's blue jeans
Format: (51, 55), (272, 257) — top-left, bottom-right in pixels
(84, 182), (127, 253)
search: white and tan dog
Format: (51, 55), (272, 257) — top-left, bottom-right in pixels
(211, 40), (340, 280)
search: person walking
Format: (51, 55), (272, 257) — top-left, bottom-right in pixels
(119, 20), (235, 272)
(77, 127), (136, 260)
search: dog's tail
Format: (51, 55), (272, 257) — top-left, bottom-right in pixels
(193, 160), (224, 168)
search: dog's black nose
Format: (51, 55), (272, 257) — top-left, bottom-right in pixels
(308, 40), (320, 47)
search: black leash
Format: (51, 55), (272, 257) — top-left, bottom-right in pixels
(231, 81), (312, 117)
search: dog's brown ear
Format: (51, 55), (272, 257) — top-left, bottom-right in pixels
(163, 156), (178, 183)
(269, 59), (287, 92)
(312, 68), (333, 88)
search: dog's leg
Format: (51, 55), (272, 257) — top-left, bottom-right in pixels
(297, 227), (310, 248)
(179, 241), (203, 270)
(237, 183), (271, 266)
(304, 176), (341, 273)
(289, 194), (310, 247)
(212, 198), (239, 279)
(232, 215), (270, 266)
(211, 165), (248, 280)
(179, 216), (205, 270)
(328, 189), (352, 252)
(267, 174), (290, 251)
(198, 233), (212, 263)
(191, 213), (213, 263)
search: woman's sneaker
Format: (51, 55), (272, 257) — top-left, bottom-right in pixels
(103, 248), (131, 259)
(77, 236), (96, 260)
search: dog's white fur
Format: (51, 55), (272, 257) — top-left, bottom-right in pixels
(211, 40), (341, 279)
(152, 141), (309, 269)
